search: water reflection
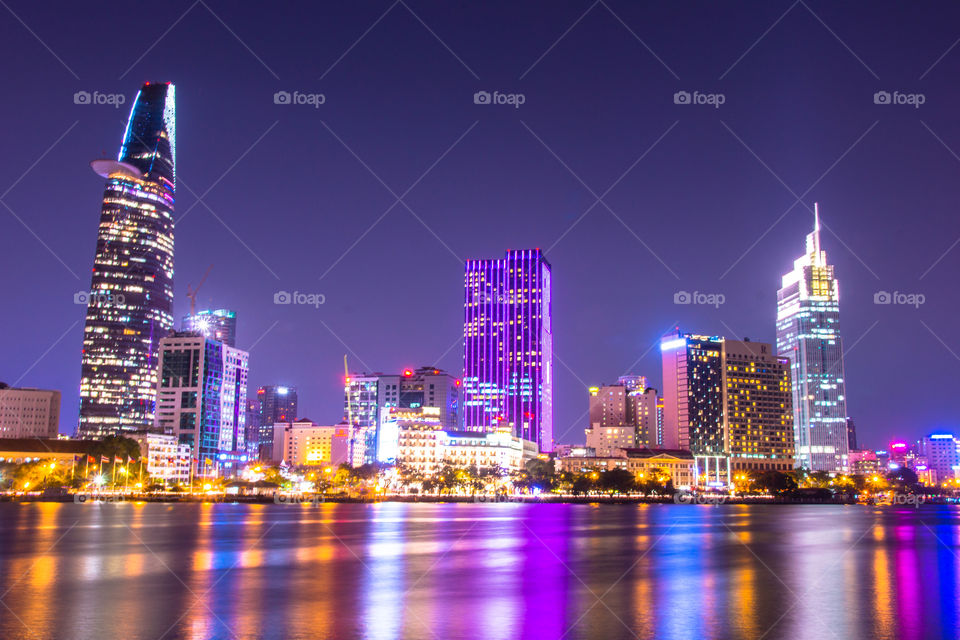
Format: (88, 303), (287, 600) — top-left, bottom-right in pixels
(0, 503), (958, 640)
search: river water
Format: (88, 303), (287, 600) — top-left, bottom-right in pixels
(0, 502), (957, 639)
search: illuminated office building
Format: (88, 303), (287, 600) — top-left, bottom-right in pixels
(182, 309), (237, 347)
(154, 332), (248, 475)
(257, 385), (298, 460)
(661, 330), (795, 482)
(776, 205), (849, 472)
(919, 434), (960, 483)
(344, 367), (460, 465)
(463, 249), (553, 451)
(586, 377), (658, 453)
(78, 82), (176, 438)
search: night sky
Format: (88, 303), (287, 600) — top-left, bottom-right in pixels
(2, 1), (959, 449)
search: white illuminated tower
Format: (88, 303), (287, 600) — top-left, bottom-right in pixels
(776, 204), (849, 472)
(78, 82), (176, 438)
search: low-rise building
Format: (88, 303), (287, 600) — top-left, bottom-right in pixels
(0, 385), (61, 439)
(398, 427), (537, 475)
(555, 447), (697, 488)
(271, 420), (352, 467)
(585, 425), (636, 457)
(129, 432), (191, 483)
(848, 449), (882, 476)
(0, 438), (94, 463)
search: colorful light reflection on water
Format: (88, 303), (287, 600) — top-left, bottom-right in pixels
(0, 503), (957, 639)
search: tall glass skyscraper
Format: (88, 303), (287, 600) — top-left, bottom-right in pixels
(463, 249), (553, 451)
(182, 309), (237, 347)
(78, 82), (176, 438)
(776, 205), (849, 472)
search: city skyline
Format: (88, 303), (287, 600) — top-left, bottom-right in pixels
(3, 4), (960, 449)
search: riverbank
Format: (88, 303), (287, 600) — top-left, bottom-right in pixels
(3, 493), (957, 505)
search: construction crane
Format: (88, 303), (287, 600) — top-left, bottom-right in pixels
(185, 264), (213, 317)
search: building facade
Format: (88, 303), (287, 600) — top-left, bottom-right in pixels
(0, 385), (61, 439)
(344, 367), (460, 465)
(919, 434), (960, 483)
(256, 385), (298, 461)
(130, 432), (191, 483)
(154, 332), (249, 476)
(776, 206), (850, 472)
(555, 448), (697, 489)
(463, 249), (553, 451)
(182, 309), (237, 347)
(78, 82), (176, 438)
(587, 378), (658, 449)
(661, 331), (795, 482)
(271, 420), (352, 467)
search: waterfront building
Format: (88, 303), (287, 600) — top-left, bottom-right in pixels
(0, 384), (61, 439)
(78, 82), (176, 438)
(344, 367), (460, 465)
(554, 448), (696, 489)
(154, 332), (249, 476)
(271, 420), (352, 467)
(244, 398), (260, 458)
(394, 410), (538, 475)
(129, 432), (191, 483)
(182, 309), (237, 347)
(919, 434), (960, 483)
(848, 449), (882, 476)
(463, 249), (553, 451)
(661, 331), (795, 483)
(257, 385), (297, 461)
(0, 438), (98, 464)
(776, 205), (850, 472)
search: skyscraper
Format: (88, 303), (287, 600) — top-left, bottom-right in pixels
(257, 385), (298, 460)
(182, 309), (237, 347)
(776, 205), (849, 472)
(78, 82), (176, 438)
(661, 330), (795, 481)
(463, 249), (553, 451)
(155, 331), (248, 475)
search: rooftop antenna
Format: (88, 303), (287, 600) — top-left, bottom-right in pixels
(344, 355), (353, 426)
(185, 264), (213, 317)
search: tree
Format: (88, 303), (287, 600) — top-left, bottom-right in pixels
(88, 435), (141, 461)
(598, 468), (636, 495)
(754, 470), (796, 494)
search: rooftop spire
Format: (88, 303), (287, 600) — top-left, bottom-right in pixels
(813, 202), (821, 256)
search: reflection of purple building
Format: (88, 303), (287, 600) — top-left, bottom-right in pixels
(463, 249), (553, 451)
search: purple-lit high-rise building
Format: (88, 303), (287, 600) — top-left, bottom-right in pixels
(463, 249), (553, 451)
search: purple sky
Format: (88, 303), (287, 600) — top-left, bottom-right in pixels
(1, 1), (959, 449)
